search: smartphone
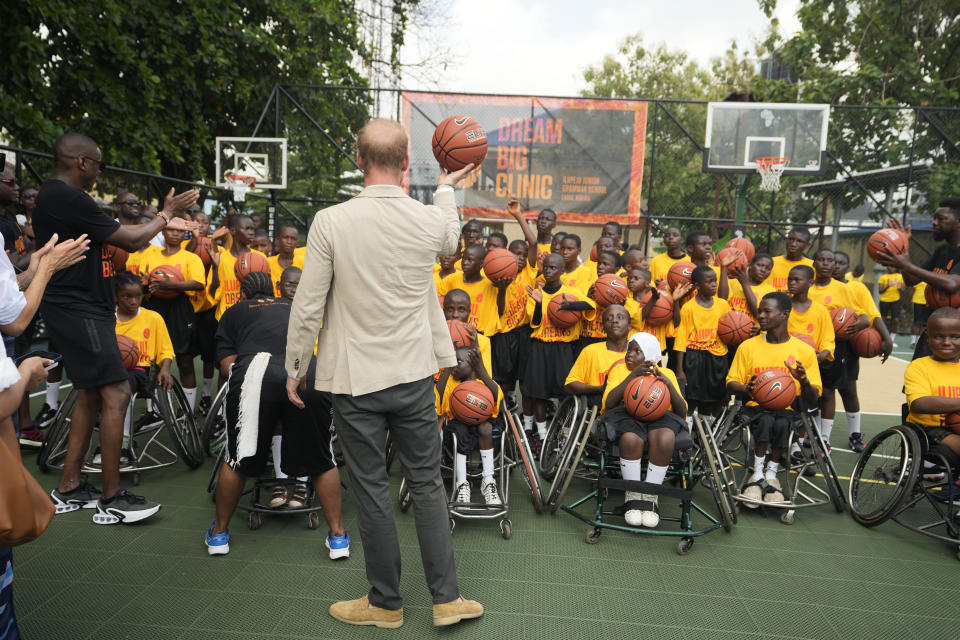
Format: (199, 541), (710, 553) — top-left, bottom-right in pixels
(15, 350), (62, 370)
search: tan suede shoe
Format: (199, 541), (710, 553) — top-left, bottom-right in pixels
(433, 596), (484, 627)
(329, 595), (403, 629)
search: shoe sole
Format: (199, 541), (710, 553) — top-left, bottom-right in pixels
(329, 612), (403, 629)
(325, 539), (350, 560)
(51, 491), (99, 514)
(92, 504), (161, 525)
(434, 610), (483, 627)
(206, 543), (230, 556)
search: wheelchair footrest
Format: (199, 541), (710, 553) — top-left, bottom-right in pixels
(597, 478), (693, 501)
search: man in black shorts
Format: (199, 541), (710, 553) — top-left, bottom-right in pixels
(35, 132), (198, 524)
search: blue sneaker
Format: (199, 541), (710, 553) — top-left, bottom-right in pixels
(325, 531), (350, 560)
(205, 521), (230, 556)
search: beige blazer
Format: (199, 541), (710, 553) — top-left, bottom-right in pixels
(285, 185), (460, 396)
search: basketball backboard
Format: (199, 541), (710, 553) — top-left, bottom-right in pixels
(703, 102), (830, 175)
(215, 137), (287, 189)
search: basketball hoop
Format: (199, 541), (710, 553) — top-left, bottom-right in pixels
(755, 157), (789, 192)
(224, 172), (256, 202)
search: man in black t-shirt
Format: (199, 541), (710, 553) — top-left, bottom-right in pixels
(0, 165), (27, 269)
(35, 132), (199, 525)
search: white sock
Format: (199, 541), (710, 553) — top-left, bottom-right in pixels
(123, 398), (134, 442)
(523, 414), (534, 432)
(620, 457), (643, 482)
(183, 386), (197, 412)
(790, 441), (801, 455)
(146, 399), (154, 412)
(752, 455), (765, 481)
(846, 411), (861, 436)
(821, 418), (834, 442)
(271, 435), (286, 479)
(766, 460), (780, 481)
(45, 381), (60, 409)
(480, 449), (494, 482)
(645, 462), (668, 486)
(297, 476), (308, 483)
(685, 416), (694, 431)
(202, 377), (214, 397)
(456, 452), (468, 485)
(536, 420), (547, 440)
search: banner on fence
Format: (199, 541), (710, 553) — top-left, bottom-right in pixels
(401, 92), (647, 225)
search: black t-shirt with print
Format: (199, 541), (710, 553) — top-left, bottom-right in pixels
(215, 296), (291, 362)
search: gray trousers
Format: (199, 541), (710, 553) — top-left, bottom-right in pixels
(332, 377), (459, 610)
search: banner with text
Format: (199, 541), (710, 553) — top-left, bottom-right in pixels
(401, 92), (647, 225)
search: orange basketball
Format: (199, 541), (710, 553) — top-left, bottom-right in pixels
(752, 368), (796, 411)
(866, 228), (908, 262)
(925, 285), (960, 309)
(667, 260), (697, 291)
(547, 293), (581, 329)
(726, 237), (755, 262)
(717, 310), (755, 346)
(623, 376), (670, 421)
(432, 115), (488, 172)
(447, 319), (473, 348)
(482, 248), (519, 281)
(234, 252), (270, 282)
(194, 237), (215, 268)
(790, 333), (817, 349)
(103, 244), (129, 273)
(716, 247), (748, 277)
(943, 412), (960, 435)
(449, 379), (496, 426)
(149, 265), (184, 299)
(850, 326), (883, 358)
(644, 291), (674, 326)
(830, 307), (858, 336)
(117, 334), (140, 371)
(593, 274), (628, 307)
(589, 243), (599, 262)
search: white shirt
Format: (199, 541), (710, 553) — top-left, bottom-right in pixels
(0, 252), (26, 326)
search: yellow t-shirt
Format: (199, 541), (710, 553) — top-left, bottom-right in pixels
(555, 262), (596, 294)
(808, 279), (858, 312)
(268, 253), (305, 297)
(845, 279), (881, 322)
(564, 342), (626, 388)
(528, 285), (597, 342)
(648, 252), (689, 286)
(727, 279), (776, 317)
(912, 282), (927, 305)
(476, 333), (493, 379)
(437, 272), (501, 336)
(788, 301), (835, 357)
(436, 376), (503, 421)
(602, 363), (683, 414)
(138, 246), (207, 312)
(537, 242), (552, 256)
(878, 272), (904, 303)
(726, 334), (822, 407)
(213, 249), (269, 320)
(116, 308), (175, 368)
(496, 264), (537, 333)
(845, 272), (865, 283)
(294, 246), (306, 263)
(675, 296), (732, 356)
(904, 356), (960, 427)
(624, 293), (668, 351)
(124, 247), (155, 275)
(765, 255), (814, 292)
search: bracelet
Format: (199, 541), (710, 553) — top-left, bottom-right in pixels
(156, 210), (170, 224)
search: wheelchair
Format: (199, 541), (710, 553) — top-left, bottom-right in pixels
(711, 399), (845, 524)
(849, 422), (960, 559)
(36, 366), (204, 484)
(549, 396), (731, 555)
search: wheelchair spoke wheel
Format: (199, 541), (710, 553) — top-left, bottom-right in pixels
(547, 406), (595, 513)
(505, 410), (543, 514)
(207, 446), (226, 498)
(540, 396), (579, 480)
(37, 388), (77, 473)
(694, 415), (735, 531)
(804, 415), (846, 512)
(200, 384), (228, 457)
(849, 425), (920, 527)
(158, 383), (204, 469)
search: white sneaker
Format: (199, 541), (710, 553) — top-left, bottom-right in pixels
(763, 476), (785, 503)
(480, 479), (502, 505)
(741, 479), (763, 508)
(624, 490), (644, 526)
(454, 482), (471, 504)
(640, 494), (660, 528)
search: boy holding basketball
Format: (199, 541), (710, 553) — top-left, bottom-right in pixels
(268, 224), (305, 297)
(765, 226), (814, 292)
(726, 254), (775, 319)
(208, 214), (267, 320)
(564, 304), (631, 407)
(727, 292), (822, 506)
(443, 289), (493, 376)
(786, 265), (835, 363)
(578, 251), (624, 351)
(438, 244), (501, 336)
(436, 346), (504, 505)
(624, 267), (678, 355)
(555, 234), (594, 292)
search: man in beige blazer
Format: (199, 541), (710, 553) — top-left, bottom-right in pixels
(285, 119), (483, 629)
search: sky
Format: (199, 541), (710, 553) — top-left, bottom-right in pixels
(404, 0), (801, 97)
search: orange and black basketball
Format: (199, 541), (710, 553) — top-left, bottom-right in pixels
(726, 237), (755, 262)
(624, 376), (670, 421)
(830, 307), (858, 336)
(790, 332), (817, 349)
(717, 310), (754, 346)
(483, 248), (519, 281)
(149, 265), (184, 299)
(925, 285), (960, 309)
(667, 260), (697, 291)
(592, 274), (628, 307)
(103, 244), (129, 274)
(432, 115), (488, 172)
(449, 380), (495, 426)
(117, 334), (140, 371)
(850, 326), (883, 358)
(866, 228), (908, 262)
(644, 291), (674, 326)
(234, 252), (270, 282)
(194, 237), (215, 268)
(447, 319), (473, 348)
(547, 293), (581, 329)
(716, 247), (748, 277)
(752, 368), (796, 411)
(943, 411), (960, 435)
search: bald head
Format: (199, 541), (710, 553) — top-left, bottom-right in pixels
(357, 119), (408, 171)
(54, 133), (98, 168)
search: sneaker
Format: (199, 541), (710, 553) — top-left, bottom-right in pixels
(34, 403), (57, 428)
(50, 481), (102, 514)
(763, 477), (786, 504)
(527, 431), (542, 457)
(133, 410), (163, 432)
(197, 394), (212, 416)
(923, 460), (946, 481)
(623, 491), (646, 526)
(92, 489), (161, 525)
(741, 480), (763, 508)
(269, 485), (289, 508)
(800, 437), (811, 449)
(92, 447), (133, 466)
(325, 531), (350, 560)
(640, 494), (660, 528)
(480, 479), (502, 505)
(205, 521), (230, 556)
(287, 484), (308, 509)
(454, 482), (471, 505)
(17, 425), (46, 448)
(823, 441), (832, 455)
(92, 447), (102, 465)
(849, 432), (865, 453)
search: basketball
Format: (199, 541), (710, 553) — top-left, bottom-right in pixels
(667, 260), (696, 291)
(752, 368), (797, 411)
(790, 332), (817, 349)
(850, 326), (883, 358)
(234, 251), (270, 281)
(447, 319), (473, 348)
(717, 310), (755, 346)
(104, 244), (129, 273)
(726, 237), (755, 262)
(194, 236), (215, 267)
(830, 307), (858, 336)
(644, 291), (674, 326)
(482, 248), (519, 281)
(925, 285), (960, 309)
(589, 243), (599, 262)
(716, 247), (748, 277)
(449, 379), (495, 426)
(547, 293), (581, 328)
(432, 115), (488, 172)
(623, 376), (670, 422)
(943, 412), (960, 435)
(866, 228), (908, 262)
(149, 265), (184, 299)
(592, 274), (628, 307)
(117, 334), (140, 371)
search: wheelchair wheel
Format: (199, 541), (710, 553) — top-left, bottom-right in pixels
(804, 414), (846, 512)
(37, 388), (78, 473)
(207, 445), (226, 499)
(693, 414), (735, 532)
(849, 425), (921, 527)
(540, 396), (580, 480)
(200, 383), (228, 457)
(157, 381), (204, 469)
(546, 406), (595, 513)
(504, 410), (543, 514)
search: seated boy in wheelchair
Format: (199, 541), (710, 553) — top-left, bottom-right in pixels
(726, 292), (822, 506)
(601, 332), (686, 527)
(903, 307), (960, 467)
(436, 346), (504, 506)
(564, 304), (631, 407)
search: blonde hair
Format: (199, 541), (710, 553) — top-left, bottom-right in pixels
(357, 119), (408, 170)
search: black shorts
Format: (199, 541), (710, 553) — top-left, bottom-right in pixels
(224, 354), (335, 478)
(845, 351), (860, 383)
(913, 303), (926, 325)
(444, 418), (502, 455)
(521, 339), (576, 400)
(603, 405), (684, 445)
(682, 349), (729, 404)
(144, 295), (194, 356)
(491, 325), (532, 389)
(665, 337), (679, 376)
(822, 340), (853, 389)
(920, 425), (955, 445)
(743, 406), (794, 449)
(40, 302), (126, 389)
(189, 308), (218, 363)
(879, 299), (901, 322)
(127, 367), (150, 398)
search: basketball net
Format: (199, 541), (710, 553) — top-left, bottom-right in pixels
(224, 173), (256, 202)
(755, 157), (788, 192)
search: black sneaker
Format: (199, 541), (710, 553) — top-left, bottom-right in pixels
(34, 403), (57, 428)
(92, 489), (161, 525)
(197, 395), (212, 416)
(527, 431), (542, 457)
(133, 410), (163, 432)
(849, 432), (865, 454)
(50, 480), (102, 514)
